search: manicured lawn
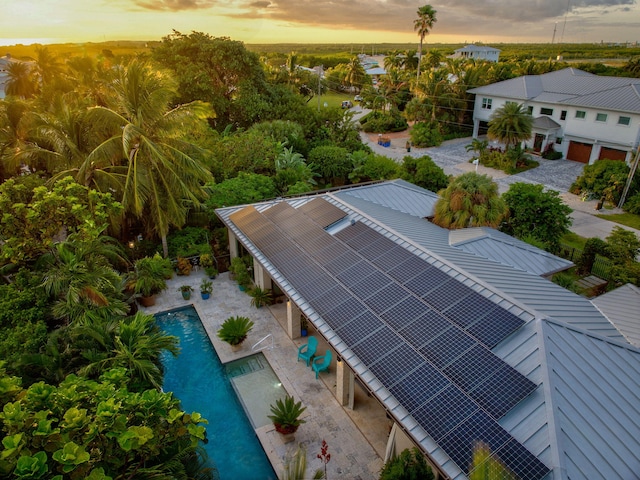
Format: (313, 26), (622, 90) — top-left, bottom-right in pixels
(595, 212), (640, 230)
(561, 232), (588, 250)
(309, 91), (353, 109)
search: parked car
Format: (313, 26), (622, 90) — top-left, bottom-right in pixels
(341, 100), (353, 109)
(354, 95), (363, 102)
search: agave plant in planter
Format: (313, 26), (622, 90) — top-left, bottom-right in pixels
(217, 316), (254, 351)
(268, 395), (306, 443)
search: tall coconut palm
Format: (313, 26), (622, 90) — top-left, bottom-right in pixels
(414, 5), (437, 81)
(344, 57), (367, 92)
(487, 102), (534, 151)
(433, 172), (508, 229)
(0, 97), (32, 178)
(33, 46), (65, 89)
(87, 60), (213, 257)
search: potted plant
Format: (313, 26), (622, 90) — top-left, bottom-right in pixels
(249, 286), (273, 308)
(178, 285), (193, 300)
(176, 257), (192, 276)
(217, 316), (254, 351)
(300, 317), (309, 337)
(268, 395), (306, 443)
(236, 269), (252, 292)
(200, 279), (213, 300)
(131, 256), (169, 307)
(200, 253), (217, 279)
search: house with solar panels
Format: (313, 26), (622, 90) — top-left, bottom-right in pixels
(216, 179), (640, 480)
(468, 68), (640, 164)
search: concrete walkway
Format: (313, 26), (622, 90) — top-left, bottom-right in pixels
(143, 271), (385, 480)
(359, 131), (640, 241)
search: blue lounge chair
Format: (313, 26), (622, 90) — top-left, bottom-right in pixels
(297, 336), (317, 366)
(312, 350), (332, 379)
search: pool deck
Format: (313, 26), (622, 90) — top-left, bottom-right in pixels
(143, 271), (387, 479)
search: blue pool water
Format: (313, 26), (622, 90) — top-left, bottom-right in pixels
(156, 306), (277, 480)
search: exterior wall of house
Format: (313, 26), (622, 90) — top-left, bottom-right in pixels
(472, 94), (640, 164)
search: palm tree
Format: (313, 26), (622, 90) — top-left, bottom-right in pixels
(487, 102), (534, 151)
(79, 312), (179, 390)
(433, 172), (508, 229)
(0, 98), (31, 178)
(33, 46), (65, 89)
(344, 57), (367, 92)
(4, 61), (37, 99)
(414, 5), (438, 80)
(413, 68), (456, 121)
(87, 60), (213, 257)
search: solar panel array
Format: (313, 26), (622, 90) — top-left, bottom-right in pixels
(297, 197), (348, 228)
(229, 204), (549, 479)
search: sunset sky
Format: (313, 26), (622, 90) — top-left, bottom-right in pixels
(2, 0), (639, 46)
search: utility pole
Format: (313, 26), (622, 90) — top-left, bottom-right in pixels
(618, 145), (640, 208)
(317, 65), (323, 112)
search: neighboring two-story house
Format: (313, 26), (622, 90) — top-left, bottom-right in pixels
(450, 44), (500, 63)
(468, 68), (640, 164)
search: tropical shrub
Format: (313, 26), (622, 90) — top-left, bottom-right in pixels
(349, 152), (401, 183)
(360, 111), (408, 133)
(308, 145), (351, 185)
(204, 173), (277, 213)
(167, 227), (212, 259)
(401, 155), (449, 193)
(622, 192), (640, 214)
(268, 395), (306, 435)
(576, 237), (608, 275)
(541, 143), (563, 160)
(217, 316), (254, 346)
(570, 160), (637, 204)
(379, 448), (434, 480)
(409, 121), (443, 148)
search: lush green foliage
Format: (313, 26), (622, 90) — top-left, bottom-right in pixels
(166, 226), (213, 259)
(360, 111), (408, 133)
(0, 365), (210, 479)
(487, 102), (534, 150)
(501, 183), (573, 251)
(379, 448), (434, 480)
(409, 121), (444, 148)
(131, 254), (171, 297)
(433, 172), (508, 229)
(217, 316), (254, 346)
(576, 237), (608, 275)
(204, 173), (277, 213)
(308, 145), (352, 185)
(622, 193), (640, 214)
(349, 151), (401, 183)
(401, 155), (449, 193)
(570, 159), (637, 204)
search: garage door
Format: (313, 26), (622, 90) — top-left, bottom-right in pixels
(567, 141), (592, 163)
(598, 147), (627, 161)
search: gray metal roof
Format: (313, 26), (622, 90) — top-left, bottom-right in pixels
(216, 180), (637, 480)
(469, 68), (640, 115)
(533, 116), (561, 130)
(449, 227), (573, 276)
(455, 44), (500, 53)
(333, 179), (439, 218)
(592, 283), (640, 347)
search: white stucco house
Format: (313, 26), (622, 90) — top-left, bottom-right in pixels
(468, 68), (640, 164)
(450, 44), (500, 63)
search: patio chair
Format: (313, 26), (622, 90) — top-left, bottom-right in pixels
(312, 350), (332, 379)
(297, 336), (317, 366)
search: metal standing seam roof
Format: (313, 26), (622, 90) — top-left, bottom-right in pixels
(449, 228), (573, 277)
(468, 68), (640, 115)
(592, 283), (640, 347)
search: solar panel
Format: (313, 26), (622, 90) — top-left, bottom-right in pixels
(336, 261), (379, 285)
(442, 344), (504, 392)
(388, 257), (431, 283)
(438, 410), (512, 472)
(397, 308), (452, 348)
(313, 243), (352, 266)
(335, 311), (383, 345)
(466, 306), (525, 348)
(350, 271), (391, 299)
(420, 327), (476, 369)
(363, 284), (408, 314)
(469, 363), (537, 419)
(368, 343), (423, 386)
(489, 439), (550, 480)
(323, 297), (369, 330)
(334, 220), (371, 242)
(297, 198), (347, 228)
(441, 292), (496, 328)
(373, 246), (416, 272)
(403, 265), (452, 296)
(423, 278), (473, 311)
(323, 250), (362, 275)
(359, 237), (398, 261)
(309, 285), (352, 316)
(412, 384), (479, 441)
(380, 296), (431, 330)
(351, 326), (403, 365)
(387, 363), (450, 412)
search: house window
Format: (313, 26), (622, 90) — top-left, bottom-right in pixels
(575, 110), (586, 119)
(481, 98), (492, 110)
(527, 106), (533, 115)
(540, 107), (553, 116)
(596, 113), (608, 122)
(618, 116), (631, 126)
(555, 137), (563, 145)
(560, 110), (567, 120)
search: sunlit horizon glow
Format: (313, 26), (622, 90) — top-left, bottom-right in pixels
(2, 0), (639, 48)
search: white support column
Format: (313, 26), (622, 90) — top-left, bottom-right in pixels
(253, 257), (272, 290)
(228, 230), (239, 260)
(336, 358), (354, 407)
(472, 118), (480, 139)
(286, 300), (301, 340)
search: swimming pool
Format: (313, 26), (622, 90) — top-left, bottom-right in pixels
(156, 306), (277, 480)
